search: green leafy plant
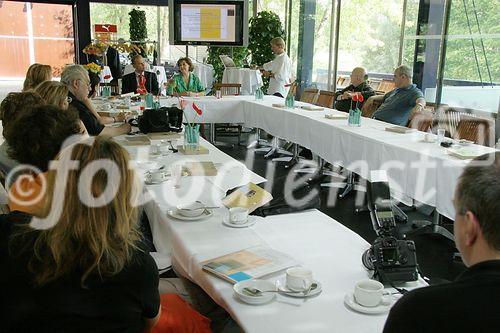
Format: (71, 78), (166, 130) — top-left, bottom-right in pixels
(248, 11), (286, 90)
(206, 46), (248, 88)
(129, 8), (147, 57)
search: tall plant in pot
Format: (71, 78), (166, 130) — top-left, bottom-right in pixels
(129, 8), (148, 58)
(248, 11), (286, 91)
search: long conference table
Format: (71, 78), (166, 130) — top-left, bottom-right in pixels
(117, 130), (426, 332)
(161, 95), (496, 221)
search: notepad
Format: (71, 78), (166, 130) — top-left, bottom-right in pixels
(385, 126), (416, 134)
(177, 145), (209, 155)
(183, 161), (217, 176)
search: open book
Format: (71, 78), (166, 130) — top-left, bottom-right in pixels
(202, 246), (298, 284)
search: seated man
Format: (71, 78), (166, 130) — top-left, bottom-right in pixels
(61, 64), (130, 137)
(334, 67), (374, 112)
(383, 152), (500, 333)
(366, 65), (425, 126)
(122, 55), (159, 96)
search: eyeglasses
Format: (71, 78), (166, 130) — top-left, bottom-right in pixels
(66, 96), (72, 103)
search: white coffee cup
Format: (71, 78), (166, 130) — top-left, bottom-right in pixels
(146, 170), (168, 183)
(286, 267), (313, 291)
(354, 279), (384, 307)
(229, 207), (248, 224)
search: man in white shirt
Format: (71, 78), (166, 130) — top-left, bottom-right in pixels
(261, 37), (292, 97)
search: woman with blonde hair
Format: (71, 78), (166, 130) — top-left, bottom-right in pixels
(1, 136), (161, 332)
(22, 63), (52, 91)
(34, 81), (71, 110)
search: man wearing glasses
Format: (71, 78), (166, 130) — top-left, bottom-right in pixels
(61, 65), (130, 137)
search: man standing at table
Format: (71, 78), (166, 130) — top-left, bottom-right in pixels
(261, 37), (292, 98)
(364, 65), (425, 126)
(334, 67), (375, 112)
(383, 152), (500, 333)
(122, 55), (159, 95)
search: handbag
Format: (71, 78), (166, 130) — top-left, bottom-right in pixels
(137, 107), (184, 133)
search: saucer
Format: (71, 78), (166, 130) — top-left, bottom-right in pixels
(222, 216), (257, 228)
(234, 280), (276, 305)
(276, 278), (322, 298)
(344, 292), (392, 314)
(167, 209), (213, 221)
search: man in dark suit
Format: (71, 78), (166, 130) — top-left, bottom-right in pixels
(121, 55), (159, 95)
(383, 152), (500, 333)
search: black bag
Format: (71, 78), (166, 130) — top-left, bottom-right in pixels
(138, 107), (183, 133)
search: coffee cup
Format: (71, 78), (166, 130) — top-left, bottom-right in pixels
(286, 267), (313, 291)
(354, 279), (384, 307)
(229, 207), (248, 224)
(146, 170), (168, 183)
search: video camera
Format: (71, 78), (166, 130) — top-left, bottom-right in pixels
(362, 171), (418, 283)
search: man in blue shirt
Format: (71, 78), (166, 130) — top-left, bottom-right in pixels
(367, 65), (426, 126)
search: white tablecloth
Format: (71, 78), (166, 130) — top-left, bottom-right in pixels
(158, 95), (497, 220)
(193, 63), (215, 89)
(222, 68), (263, 95)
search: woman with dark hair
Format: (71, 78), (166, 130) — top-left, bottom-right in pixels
(166, 57), (205, 97)
(0, 92), (46, 174)
(1, 136), (161, 332)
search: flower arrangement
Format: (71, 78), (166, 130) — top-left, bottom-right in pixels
(351, 92), (364, 110)
(83, 41), (107, 56)
(83, 62), (102, 74)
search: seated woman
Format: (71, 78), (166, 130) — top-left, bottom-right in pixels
(22, 63), (52, 92)
(61, 65), (130, 136)
(0, 92), (45, 175)
(167, 57), (205, 97)
(34, 81), (88, 134)
(0, 136), (161, 332)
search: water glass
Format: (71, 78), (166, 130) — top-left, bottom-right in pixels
(437, 128), (445, 145)
(285, 95), (295, 108)
(145, 93), (154, 109)
(183, 124), (200, 150)
(255, 87), (264, 100)
(171, 164), (183, 189)
(348, 108), (361, 127)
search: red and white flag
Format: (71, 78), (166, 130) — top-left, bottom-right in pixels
(192, 102), (203, 116)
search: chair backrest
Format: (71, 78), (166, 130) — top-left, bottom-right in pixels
(456, 115), (493, 146)
(315, 90), (335, 108)
(408, 110), (434, 132)
(376, 80), (395, 94)
(300, 88), (319, 104)
(361, 99), (383, 118)
(214, 83), (241, 96)
(436, 107), (495, 146)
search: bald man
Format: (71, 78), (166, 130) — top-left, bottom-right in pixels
(334, 67), (375, 112)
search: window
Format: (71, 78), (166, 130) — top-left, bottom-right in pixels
(441, 0), (499, 113)
(0, 1), (74, 79)
(336, 0), (404, 82)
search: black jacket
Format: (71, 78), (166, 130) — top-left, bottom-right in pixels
(121, 71), (159, 96)
(383, 260), (500, 333)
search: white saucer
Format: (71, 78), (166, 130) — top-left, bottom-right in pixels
(276, 278), (322, 298)
(222, 216), (257, 228)
(167, 209), (213, 221)
(344, 292), (392, 314)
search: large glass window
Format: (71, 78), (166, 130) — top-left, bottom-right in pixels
(336, 0), (404, 84)
(0, 1), (74, 79)
(441, 0), (499, 113)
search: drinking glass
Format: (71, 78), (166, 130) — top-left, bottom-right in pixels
(437, 128), (445, 145)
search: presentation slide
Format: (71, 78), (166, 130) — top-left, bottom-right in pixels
(180, 4), (236, 42)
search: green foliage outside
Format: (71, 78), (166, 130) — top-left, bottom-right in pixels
(248, 11), (286, 90)
(206, 46), (248, 86)
(129, 8), (148, 58)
